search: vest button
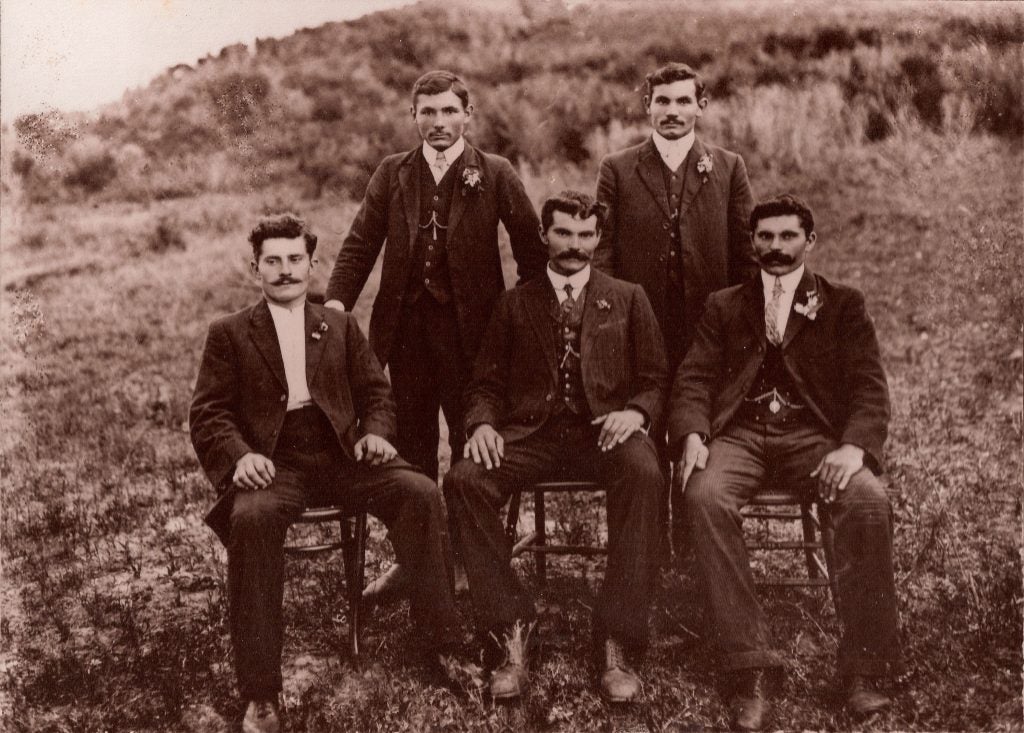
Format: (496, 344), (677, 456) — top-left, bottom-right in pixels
(433, 195), (439, 201)
(662, 222), (670, 230)
(424, 278), (430, 284)
(545, 393), (553, 401)
(280, 395), (286, 402)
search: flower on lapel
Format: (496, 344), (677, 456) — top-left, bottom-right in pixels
(793, 291), (823, 320)
(596, 298), (611, 311)
(696, 153), (713, 182)
(461, 165), (483, 195)
(311, 320), (329, 340)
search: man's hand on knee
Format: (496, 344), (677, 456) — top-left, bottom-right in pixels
(465, 424), (503, 469)
(355, 434), (398, 465)
(811, 443), (865, 503)
(591, 409), (645, 452)
(233, 452), (275, 490)
(674, 433), (709, 493)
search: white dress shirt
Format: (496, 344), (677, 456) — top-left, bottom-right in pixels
(266, 300), (313, 411)
(761, 265), (805, 341)
(652, 130), (695, 173)
(422, 136), (466, 183)
(546, 264), (591, 303)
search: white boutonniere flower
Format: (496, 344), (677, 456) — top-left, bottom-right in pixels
(461, 165), (483, 195)
(311, 320), (329, 340)
(793, 291), (823, 320)
(696, 153), (713, 182)
(596, 299), (611, 311)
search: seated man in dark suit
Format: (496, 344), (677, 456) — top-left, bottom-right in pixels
(189, 214), (459, 733)
(444, 191), (667, 703)
(669, 195), (902, 730)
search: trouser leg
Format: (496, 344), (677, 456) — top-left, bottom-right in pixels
(443, 433), (558, 642)
(594, 432), (664, 651)
(771, 424), (901, 677)
(226, 470), (306, 700)
(336, 458), (460, 649)
(389, 308), (443, 483)
(685, 424), (784, 670)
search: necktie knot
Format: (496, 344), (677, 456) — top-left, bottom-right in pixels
(772, 277), (783, 298)
(765, 277), (784, 346)
(563, 283), (574, 302)
(434, 150), (447, 168)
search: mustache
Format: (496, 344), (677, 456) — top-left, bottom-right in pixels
(556, 249), (591, 262)
(272, 277), (301, 285)
(759, 252), (795, 266)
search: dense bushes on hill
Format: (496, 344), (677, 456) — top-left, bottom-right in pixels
(3, 0), (1021, 205)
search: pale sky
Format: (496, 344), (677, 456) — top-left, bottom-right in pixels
(0, 0), (416, 121)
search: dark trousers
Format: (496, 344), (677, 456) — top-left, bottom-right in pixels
(443, 415), (663, 653)
(684, 419), (902, 677)
(388, 296), (468, 483)
(226, 407), (457, 700)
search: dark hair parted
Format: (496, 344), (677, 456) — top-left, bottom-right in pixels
(749, 194), (815, 236)
(411, 70), (470, 110)
(643, 62), (707, 103)
(248, 213), (317, 259)
(540, 190), (608, 233)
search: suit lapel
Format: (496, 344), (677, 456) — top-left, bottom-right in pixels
(678, 137), (707, 219)
(304, 303), (326, 387)
(445, 143), (477, 241)
(524, 280), (560, 383)
(397, 147), (420, 250)
(782, 268), (820, 349)
(740, 278), (767, 345)
(249, 301), (287, 391)
(635, 138), (672, 219)
(580, 270), (611, 365)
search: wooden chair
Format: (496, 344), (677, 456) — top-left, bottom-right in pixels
(505, 480), (607, 587)
(742, 490), (837, 601)
(283, 507), (368, 658)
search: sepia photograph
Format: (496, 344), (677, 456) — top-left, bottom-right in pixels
(1, 1), (1021, 731)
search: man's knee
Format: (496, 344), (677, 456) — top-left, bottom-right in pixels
(683, 469), (734, 523)
(397, 469), (444, 512)
(609, 436), (664, 497)
(838, 469), (892, 521)
(230, 491), (285, 534)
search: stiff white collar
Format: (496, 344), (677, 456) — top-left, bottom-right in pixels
(652, 130), (695, 171)
(266, 298), (306, 316)
(421, 136), (465, 166)
(760, 265), (805, 295)
(546, 264), (591, 302)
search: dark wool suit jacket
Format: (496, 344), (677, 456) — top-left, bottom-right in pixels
(189, 300), (396, 543)
(325, 142), (547, 366)
(667, 268), (891, 472)
(464, 269), (668, 444)
(594, 136), (757, 360)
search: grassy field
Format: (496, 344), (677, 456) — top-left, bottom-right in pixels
(2, 120), (1021, 731)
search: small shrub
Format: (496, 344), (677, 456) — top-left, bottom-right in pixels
(148, 215), (186, 253)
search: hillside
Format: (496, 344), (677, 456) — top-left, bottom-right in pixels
(4, 0), (1022, 204)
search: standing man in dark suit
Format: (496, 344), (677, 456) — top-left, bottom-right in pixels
(190, 215), (459, 733)
(444, 191), (666, 703)
(594, 62), (757, 552)
(324, 69), (546, 485)
(669, 195), (901, 730)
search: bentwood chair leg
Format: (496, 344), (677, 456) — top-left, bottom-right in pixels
(800, 504), (820, 579)
(534, 489), (547, 587)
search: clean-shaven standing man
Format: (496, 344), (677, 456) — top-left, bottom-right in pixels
(325, 70), (546, 599)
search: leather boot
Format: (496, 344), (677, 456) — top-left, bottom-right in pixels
(599, 638), (642, 703)
(361, 562), (409, 607)
(845, 675), (891, 718)
(242, 699), (280, 733)
(728, 668), (769, 731)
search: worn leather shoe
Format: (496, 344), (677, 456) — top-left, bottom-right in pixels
(489, 622), (533, 700)
(361, 563), (410, 606)
(845, 675), (891, 718)
(729, 669), (769, 731)
(242, 699), (280, 733)
(599, 638), (641, 703)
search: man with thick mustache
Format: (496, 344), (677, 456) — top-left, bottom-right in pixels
(669, 195), (901, 730)
(190, 214), (459, 733)
(594, 62), (756, 554)
(445, 191), (666, 703)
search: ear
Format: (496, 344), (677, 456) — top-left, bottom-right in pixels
(538, 225), (549, 245)
(464, 103), (474, 119)
(410, 105), (417, 120)
(642, 95), (651, 112)
(806, 232), (817, 251)
(697, 97), (709, 111)
(249, 259), (260, 279)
